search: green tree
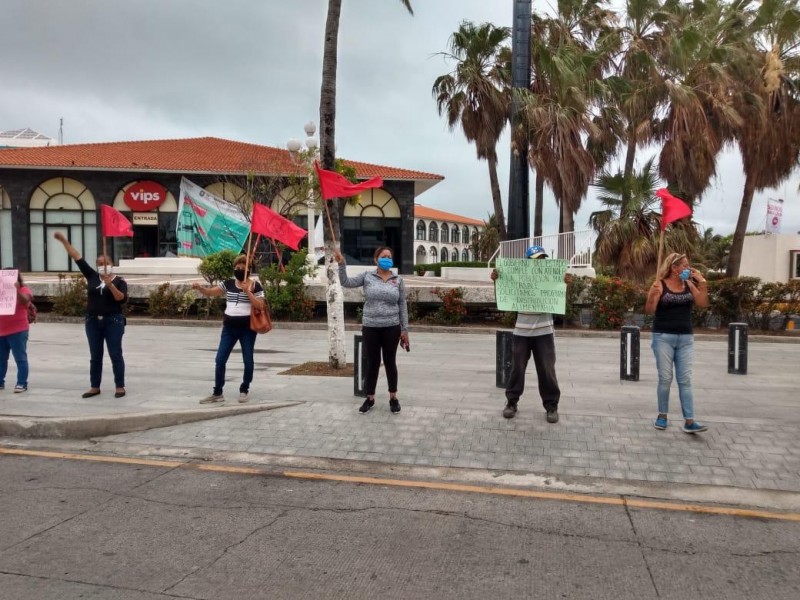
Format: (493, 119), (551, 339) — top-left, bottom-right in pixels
(471, 214), (501, 262)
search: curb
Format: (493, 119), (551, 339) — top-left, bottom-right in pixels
(0, 401), (301, 440)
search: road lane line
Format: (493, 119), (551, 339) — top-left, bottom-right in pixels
(3, 447), (800, 522)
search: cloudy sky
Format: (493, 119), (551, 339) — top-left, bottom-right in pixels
(2, 0), (797, 236)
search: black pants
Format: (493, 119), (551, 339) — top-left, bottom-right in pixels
(362, 325), (401, 396)
(505, 333), (560, 411)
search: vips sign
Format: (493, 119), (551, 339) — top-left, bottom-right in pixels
(124, 181), (168, 212)
(494, 258), (568, 314)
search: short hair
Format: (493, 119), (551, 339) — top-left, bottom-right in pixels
(234, 255), (248, 268)
(373, 246), (393, 261)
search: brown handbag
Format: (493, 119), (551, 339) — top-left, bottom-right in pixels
(250, 303), (272, 334)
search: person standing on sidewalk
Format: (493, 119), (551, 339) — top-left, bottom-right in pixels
(336, 247), (409, 414)
(192, 255), (266, 404)
(492, 246), (563, 423)
(0, 269), (33, 393)
(53, 232), (128, 398)
(645, 252), (710, 433)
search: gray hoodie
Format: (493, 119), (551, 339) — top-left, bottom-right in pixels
(339, 263), (409, 332)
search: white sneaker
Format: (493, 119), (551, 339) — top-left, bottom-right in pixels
(14, 385), (27, 393)
(200, 393), (224, 404)
(238, 392), (249, 403)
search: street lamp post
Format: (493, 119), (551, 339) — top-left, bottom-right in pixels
(287, 121), (320, 277)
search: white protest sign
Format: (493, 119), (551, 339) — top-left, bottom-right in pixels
(0, 269), (19, 316)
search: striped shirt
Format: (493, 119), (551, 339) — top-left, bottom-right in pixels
(513, 312), (554, 337)
(218, 278), (265, 317)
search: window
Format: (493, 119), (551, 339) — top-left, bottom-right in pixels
(342, 189), (402, 266)
(416, 221), (426, 241)
(430, 246), (438, 263)
(428, 222), (438, 242)
(451, 226), (460, 244)
(415, 245), (427, 265)
(462, 248), (470, 262)
(471, 228), (479, 244)
(441, 223), (449, 243)
(440, 246), (448, 263)
(463, 226), (469, 242)
(0, 186), (11, 267)
(452, 249), (459, 262)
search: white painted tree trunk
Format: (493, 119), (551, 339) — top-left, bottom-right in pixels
(325, 241), (346, 368)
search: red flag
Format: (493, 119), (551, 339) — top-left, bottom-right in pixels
(656, 188), (692, 230)
(100, 204), (133, 237)
(250, 203), (307, 250)
(314, 162), (383, 200)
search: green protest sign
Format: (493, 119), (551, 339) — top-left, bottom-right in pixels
(495, 258), (568, 314)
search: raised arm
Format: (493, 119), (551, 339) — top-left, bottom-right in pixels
(334, 251), (366, 288)
(53, 231), (82, 262)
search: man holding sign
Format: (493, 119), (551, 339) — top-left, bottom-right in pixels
(492, 246), (569, 423)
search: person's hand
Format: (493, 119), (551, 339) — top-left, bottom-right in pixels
(564, 273), (573, 285)
(334, 251), (344, 264)
(53, 231), (66, 242)
(240, 279), (253, 294)
(690, 268), (706, 284)
(650, 280), (663, 295)
(400, 332), (410, 349)
(14, 281), (20, 289)
(100, 273), (115, 286)
(490, 269), (499, 281)
(191, 282), (203, 291)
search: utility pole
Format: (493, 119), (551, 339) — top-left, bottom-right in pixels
(506, 0), (532, 241)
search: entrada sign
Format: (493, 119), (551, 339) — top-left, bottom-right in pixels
(124, 181), (167, 211)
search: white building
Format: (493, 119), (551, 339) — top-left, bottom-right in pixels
(0, 128), (57, 148)
(413, 204), (485, 265)
(740, 234), (800, 283)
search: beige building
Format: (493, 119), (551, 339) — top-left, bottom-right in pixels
(740, 234), (800, 283)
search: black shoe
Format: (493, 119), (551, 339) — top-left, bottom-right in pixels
(359, 398), (375, 414)
(546, 410), (559, 424)
(389, 398), (401, 414)
(503, 400), (518, 419)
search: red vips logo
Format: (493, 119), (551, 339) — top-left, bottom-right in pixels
(123, 181), (168, 211)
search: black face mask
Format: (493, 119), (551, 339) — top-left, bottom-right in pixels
(233, 268), (247, 282)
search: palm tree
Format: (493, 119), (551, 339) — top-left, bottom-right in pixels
(433, 21), (511, 240)
(472, 213), (502, 262)
(696, 227), (732, 272)
(319, 0), (413, 368)
(589, 157), (695, 281)
(727, 0), (800, 277)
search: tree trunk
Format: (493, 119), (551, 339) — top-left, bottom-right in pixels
(487, 152), (507, 240)
(560, 201), (575, 262)
(319, 0), (346, 369)
(534, 170), (543, 237)
(726, 173), (756, 278)
(623, 129), (637, 181)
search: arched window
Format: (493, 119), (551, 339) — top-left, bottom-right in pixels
(440, 246), (448, 263)
(428, 222), (438, 242)
(112, 181), (179, 260)
(0, 186), (12, 266)
(462, 248), (470, 262)
(452, 249), (459, 262)
(451, 226), (460, 244)
(430, 246), (438, 263)
(29, 177), (97, 271)
(440, 223), (449, 243)
(205, 181), (251, 212)
(416, 220), (426, 241)
(415, 244), (427, 265)
(463, 225), (470, 242)
(342, 189), (402, 266)
(471, 228), (479, 244)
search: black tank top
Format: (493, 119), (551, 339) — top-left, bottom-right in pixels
(652, 280), (694, 334)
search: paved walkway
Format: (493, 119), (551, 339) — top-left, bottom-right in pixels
(3, 323), (800, 496)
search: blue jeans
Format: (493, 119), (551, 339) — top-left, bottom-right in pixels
(0, 330), (29, 388)
(651, 333), (694, 419)
(214, 322), (257, 395)
(85, 315), (126, 389)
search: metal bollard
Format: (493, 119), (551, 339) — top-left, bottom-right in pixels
(620, 325), (640, 381)
(353, 334), (367, 396)
(728, 323), (748, 375)
(496, 330), (514, 388)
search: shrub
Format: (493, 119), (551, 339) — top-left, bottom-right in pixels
(429, 287), (468, 325)
(706, 277), (760, 327)
(147, 283), (195, 318)
(260, 249), (316, 321)
(587, 276), (646, 330)
(414, 265), (427, 276)
(565, 275), (590, 326)
(199, 250), (239, 284)
(406, 289), (421, 322)
(52, 275), (87, 316)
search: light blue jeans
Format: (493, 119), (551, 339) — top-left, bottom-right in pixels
(651, 333), (694, 419)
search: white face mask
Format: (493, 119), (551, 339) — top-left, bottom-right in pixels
(97, 265), (113, 274)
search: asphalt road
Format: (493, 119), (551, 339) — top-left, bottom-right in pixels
(1, 451), (799, 600)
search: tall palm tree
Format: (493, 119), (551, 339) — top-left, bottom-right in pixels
(433, 21), (511, 240)
(589, 157), (695, 281)
(727, 0), (800, 277)
(319, 0), (413, 368)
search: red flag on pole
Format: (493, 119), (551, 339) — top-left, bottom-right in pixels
(656, 188), (692, 230)
(314, 162), (383, 200)
(250, 203), (307, 250)
(100, 204), (134, 237)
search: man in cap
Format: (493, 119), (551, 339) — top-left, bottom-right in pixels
(491, 245), (562, 423)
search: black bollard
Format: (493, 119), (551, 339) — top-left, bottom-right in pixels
(496, 330), (514, 388)
(353, 334), (367, 396)
(620, 326), (640, 381)
(728, 323), (748, 375)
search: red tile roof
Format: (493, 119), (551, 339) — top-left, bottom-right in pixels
(414, 204), (485, 226)
(0, 137), (444, 183)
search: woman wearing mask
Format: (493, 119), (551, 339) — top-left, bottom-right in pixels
(53, 232), (128, 398)
(192, 255), (266, 404)
(645, 252), (710, 433)
(0, 269), (33, 393)
(336, 247), (409, 414)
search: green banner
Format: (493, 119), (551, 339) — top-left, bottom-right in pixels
(495, 258), (568, 314)
(176, 177), (250, 258)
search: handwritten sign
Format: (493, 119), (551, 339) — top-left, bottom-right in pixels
(0, 269), (19, 316)
(495, 258), (568, 314)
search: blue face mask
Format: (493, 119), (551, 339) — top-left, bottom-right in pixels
(679, 268), (691, 281)
(377, 257), (393, 271)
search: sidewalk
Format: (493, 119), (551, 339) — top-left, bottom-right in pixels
(2, 323), (800, 498)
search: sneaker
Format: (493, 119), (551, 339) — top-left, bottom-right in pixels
(359, 398), (375, 414)
(389, 398), (401, 414)
(503, 400), (518, 419)
(13, 385), (27, 393)
(238, 392), (249, 403)
(0, 384), (4, 390)
(546, 410), (559, 424)
(200, 393), (224, 404)
(682, 421), (708, 434)
(653, 416), (668, 430)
